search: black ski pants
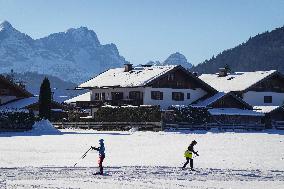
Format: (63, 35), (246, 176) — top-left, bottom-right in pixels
(182, 157), (193, 169)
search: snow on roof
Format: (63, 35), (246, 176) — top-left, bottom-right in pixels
(199, 70), (276, 92)
(64, 92), (91, 104)
(0, 97), (38, 110)
(79, 65), (177, 88)
(192, 92), (227, 107)
(253, 106), (280, 113)
(208, 108), (264, 116)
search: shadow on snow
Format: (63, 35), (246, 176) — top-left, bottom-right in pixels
(164, 128), (284, 135)
(0, 130), (130, 137)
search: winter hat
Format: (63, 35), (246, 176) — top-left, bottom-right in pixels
(99, 139), (104, 143)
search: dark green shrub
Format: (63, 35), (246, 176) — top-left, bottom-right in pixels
(168, 106), (211, 124)
(95, 106), (161, 122)
(0, 111), (35, 131)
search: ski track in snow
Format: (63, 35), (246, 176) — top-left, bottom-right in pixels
(0, 166), (283, 189)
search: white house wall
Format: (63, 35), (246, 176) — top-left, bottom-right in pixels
(90, 87), (207, 109)
(243, 91), (284, 106)
(143, 87), (207, 109)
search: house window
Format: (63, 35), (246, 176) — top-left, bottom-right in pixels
(167, 74), (175, 81)
(94, 93), (100, 100)
(151, 91), (163, 100)
(111, 92), (123, 100)
(187, 93), (191, 99)
(176, 81), (184, 88)
(264, 96), (272, 103)
(129, 91), (141, 100)
(172, 92), (184, 101)
(101, 93), (105, 100)
(94, 93), (105, 101)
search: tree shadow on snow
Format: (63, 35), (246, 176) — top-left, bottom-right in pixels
(60, 131), (130, 136)
(0, 131), (64, 137)
(165, 129), (284, 135)
(0, 130), (130, 137)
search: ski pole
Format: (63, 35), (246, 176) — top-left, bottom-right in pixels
(74, 146), (93, 167)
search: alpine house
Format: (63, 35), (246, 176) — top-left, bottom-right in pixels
(199, 68), (284, 127)
(76, 64), (217, 110)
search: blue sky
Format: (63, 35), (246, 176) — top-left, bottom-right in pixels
(0, 0), (284, 66)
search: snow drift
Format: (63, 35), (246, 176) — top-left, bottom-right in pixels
(31, 119), (61, 134)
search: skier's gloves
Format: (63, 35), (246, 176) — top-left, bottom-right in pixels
(91, 146), (97, 150)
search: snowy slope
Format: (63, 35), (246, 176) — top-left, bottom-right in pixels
(0, 21), (127, 83)
(0, 126), (283, 188)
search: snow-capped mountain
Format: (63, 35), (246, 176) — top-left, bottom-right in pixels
(0, 21), (127, 83)
(163, 52), (192, 69)
(146, 52), (192, 69)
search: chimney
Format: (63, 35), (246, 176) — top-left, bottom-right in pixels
(124, 63), (133, 72)
(218, 68), (228, 77)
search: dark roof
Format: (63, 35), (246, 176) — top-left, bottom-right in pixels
(146, 65), (218, 94)
(0, 75), (33, 97)
(192, 92), (252, 109)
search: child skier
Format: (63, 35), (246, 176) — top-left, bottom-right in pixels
(182, 140), (199, 170)
(91, 139), (105, 175)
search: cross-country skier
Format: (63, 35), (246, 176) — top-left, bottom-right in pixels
(91, 139), (105, 175)
(182, 140), (199, 170)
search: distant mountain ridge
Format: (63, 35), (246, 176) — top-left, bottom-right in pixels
(0, 21), (127, 83)
(191, 26), (284, 74)
(146, 52), (192, 69)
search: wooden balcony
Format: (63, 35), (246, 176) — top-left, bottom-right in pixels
(105, 99), (143, 106)
(75, 99), (144, 108)
(75, 100), (104, 108)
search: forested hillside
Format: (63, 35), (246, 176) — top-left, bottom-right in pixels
(191, 26), (284, 73)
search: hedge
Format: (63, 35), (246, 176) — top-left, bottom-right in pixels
(0, 110), (35, 131)
(168, 106), (211, 124)
(95, 106), (161, 122)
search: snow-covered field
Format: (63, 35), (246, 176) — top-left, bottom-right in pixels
(0, 121), (284, 188)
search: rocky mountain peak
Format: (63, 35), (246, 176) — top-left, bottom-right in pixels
(0, 20), (14, 31)
(0, 21), (127, 83)
(145, 52), (192, 69)
(65, 26), (100, 46)
(164, 52), (192, 68)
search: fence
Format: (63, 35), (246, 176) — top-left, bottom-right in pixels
(273, 121), (284, 130)
(52, 122), (162, 131)
(52, 121), (266, 131)
(163, 122), (265, 131)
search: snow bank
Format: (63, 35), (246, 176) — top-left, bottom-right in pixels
(32, 120), (61, 134)
(128, 127), (139, 133)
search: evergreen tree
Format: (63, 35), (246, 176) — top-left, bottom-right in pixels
(39, 77), (52, 119)
(224, 64), (232, 73)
